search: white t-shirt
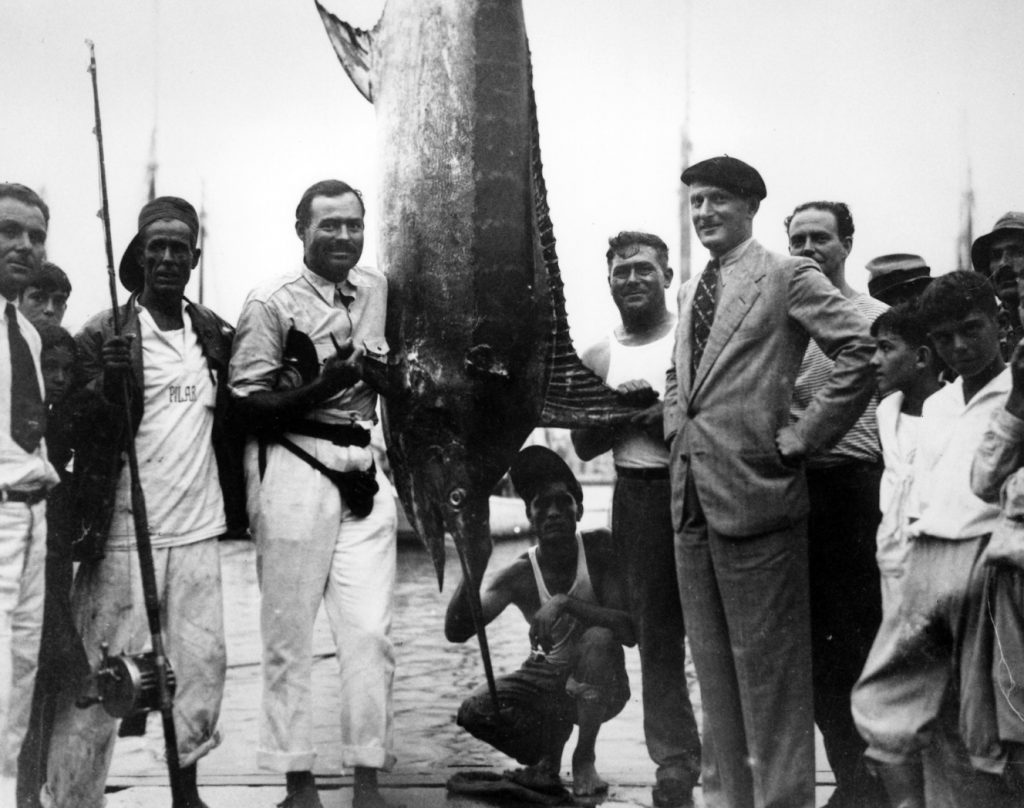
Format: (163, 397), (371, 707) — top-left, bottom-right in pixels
(876, 392), (920, 574)
(605, 327), (675, 469)
(107, 305), (226, 549)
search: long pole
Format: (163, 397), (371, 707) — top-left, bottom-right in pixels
(86, 40), (186, 807)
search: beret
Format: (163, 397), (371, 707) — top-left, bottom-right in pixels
(681, 155), (767, 200)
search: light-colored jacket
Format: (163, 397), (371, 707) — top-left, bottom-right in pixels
(971, 405), (1024, 568)
(664, 240), (875, 537)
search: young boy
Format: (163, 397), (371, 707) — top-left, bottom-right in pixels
(869, 302), (942, 613)
(852, 272), (1016, 807)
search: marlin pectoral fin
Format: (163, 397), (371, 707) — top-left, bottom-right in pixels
(314, 0), (376, 103)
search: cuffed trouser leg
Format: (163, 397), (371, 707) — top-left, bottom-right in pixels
(852, 536), (983, 764)
(254, 441), (397, 773)
(614, 476), (701, 788)
(675, 472), (814, 808)
(44, 540), (226, 808)
(0, 500), (45, 804)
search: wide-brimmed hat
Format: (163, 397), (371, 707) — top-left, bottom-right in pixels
(866, 254), (931, 303)
(509, 446), (583, 506)
(971, 212), (1024, 273)
(118, 196), (199, 291)
(681, 155), (767, 200)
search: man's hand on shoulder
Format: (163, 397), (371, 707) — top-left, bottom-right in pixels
(1007, 340), (1024, 420)
(775, 425), (808, 467)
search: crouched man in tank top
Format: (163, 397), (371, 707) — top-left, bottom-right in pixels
(445, 446), (634, 798)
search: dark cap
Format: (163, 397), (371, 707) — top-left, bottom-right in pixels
(509, 446), (583, 507)
(971, 212), (1024, 274)
(681, 155), (767, 200)
(118, 196), (199, 292)
(26, 261), (72, 295)
(866, 254), (931, 303)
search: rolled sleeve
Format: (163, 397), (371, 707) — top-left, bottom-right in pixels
(228, 297), (284, 398)
(972, 406), (1024, 506)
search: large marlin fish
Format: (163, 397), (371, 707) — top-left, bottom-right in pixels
(315, 0), (636, 594)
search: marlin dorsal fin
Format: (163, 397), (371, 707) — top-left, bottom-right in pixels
(314, 0), (376, 103)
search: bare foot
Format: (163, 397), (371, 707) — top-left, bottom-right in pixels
(506, 763), (564, 792)
(571, 758), (608, 796)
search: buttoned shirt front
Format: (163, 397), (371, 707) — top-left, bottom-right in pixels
(912, 368), (1010, 540)
(229, 265), (389, 423)
(0, 302), (57, 490)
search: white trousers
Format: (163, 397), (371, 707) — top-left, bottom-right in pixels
(248, 438), (398, 773)
(0, 500), (45, 804)
(43, 538), (226, 808)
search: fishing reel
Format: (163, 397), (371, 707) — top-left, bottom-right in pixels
(76, 642), (176, 719)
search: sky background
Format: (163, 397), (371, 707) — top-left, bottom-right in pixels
(4, 0), (1024, 350)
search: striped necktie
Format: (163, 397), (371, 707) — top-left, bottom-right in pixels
(690, 259), (719, 380)
(7, 303), (44, 453)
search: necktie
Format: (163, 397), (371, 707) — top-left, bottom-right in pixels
(690, 259), (720, 380)
(7, 303), (44, 453)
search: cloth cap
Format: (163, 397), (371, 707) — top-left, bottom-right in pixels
(681, 155), (767, 200)
(25, 261), (71, 295)
(971, 211), (1024, 273)
(866, 254), (931, 303)
(118, 196), (199, 291)
(509, 446), (583, 507)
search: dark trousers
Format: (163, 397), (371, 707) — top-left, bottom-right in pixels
(676, 471), (814, 808)
(806, 461), (882, 798)
(613, 472), (701, 787)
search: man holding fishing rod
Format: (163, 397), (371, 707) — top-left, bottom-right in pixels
(42, 196), (246, 808)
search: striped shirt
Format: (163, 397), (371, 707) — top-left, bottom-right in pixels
(790, 292), (888, 467)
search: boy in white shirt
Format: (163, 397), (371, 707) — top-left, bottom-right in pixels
(869, 301), (942, 613)
(853, 271), (1016, 807)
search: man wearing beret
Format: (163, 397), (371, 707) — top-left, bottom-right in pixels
(866, 254), (932, 307)
(785, 200), (888, 808)
(973, 212), (1024, 360)
(446, 446), (633, 799)
(666, 156), (874, 808)
(43, 196), (246, 808)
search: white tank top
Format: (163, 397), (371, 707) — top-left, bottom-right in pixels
(527, 533), (596, 666)
(605, 327), (675, 468)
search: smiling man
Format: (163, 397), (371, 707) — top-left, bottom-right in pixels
(43, 196), (246, 808)
(0, 183), (58, 807)
(229, 179), (396, 808)
(785, 200), (888, 808)
(666, 157), (875, 808)
(571, 231), (701, 808)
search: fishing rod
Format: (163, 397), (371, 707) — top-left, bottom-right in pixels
(85, 39), (186, 807)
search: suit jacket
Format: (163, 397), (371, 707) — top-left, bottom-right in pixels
(664, 240), (875, 537)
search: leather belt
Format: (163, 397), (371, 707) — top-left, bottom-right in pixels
(615, 466), (670, 481)
(0, 488), (46, 505)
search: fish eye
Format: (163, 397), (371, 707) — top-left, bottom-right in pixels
(448, 488), (466, 508)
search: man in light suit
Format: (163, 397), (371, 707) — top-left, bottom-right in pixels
(665, 156), (875, 808)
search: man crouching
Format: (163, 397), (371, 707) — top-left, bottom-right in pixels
(445, 446), (634, 797)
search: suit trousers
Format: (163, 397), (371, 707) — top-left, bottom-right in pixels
(676, 471), (814, 808)
(612, 474), (701, 787)
(250, 440), (398, 773)
(0, 500), (45, 806)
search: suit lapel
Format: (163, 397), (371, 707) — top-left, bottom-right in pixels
(691, 245), (767, 396)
